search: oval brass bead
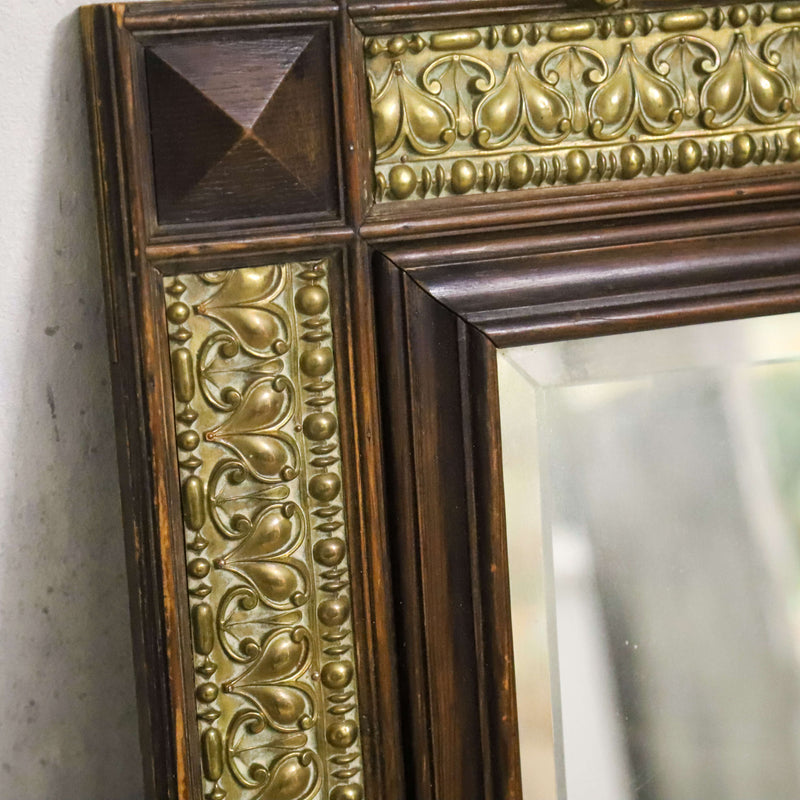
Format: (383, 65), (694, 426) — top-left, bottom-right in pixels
(659, 10), (708, 31)
(547, 20), (595, 41)
(182, 476), (205, 531)
(192, 602), (214, 655)
(430, 30), (482, 50)
(773, 3), (800, 20)
(171, 348), (195, 403)
(201, 727), (223, 781)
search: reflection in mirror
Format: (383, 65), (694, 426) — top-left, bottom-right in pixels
(498, 313), (800, 800)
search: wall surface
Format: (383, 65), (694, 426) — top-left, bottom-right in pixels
(0, 1), (155, 797)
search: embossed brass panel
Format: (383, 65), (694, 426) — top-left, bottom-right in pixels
(365, 2), (800, 200)
(163, 261), (363, 800)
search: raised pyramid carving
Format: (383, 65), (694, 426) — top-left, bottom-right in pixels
(145, 27), (339, 225)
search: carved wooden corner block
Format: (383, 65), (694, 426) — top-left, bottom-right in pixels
(144, 25), (342, 227)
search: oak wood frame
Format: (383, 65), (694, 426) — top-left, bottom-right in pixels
(80, 2), (800, 799)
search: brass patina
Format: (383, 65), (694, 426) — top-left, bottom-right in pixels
(164, 262), (363, 800)
(366, 2), (800, 200)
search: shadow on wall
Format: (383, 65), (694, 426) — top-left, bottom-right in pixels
(0, 10), (144, 800)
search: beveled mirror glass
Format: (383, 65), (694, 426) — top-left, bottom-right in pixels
(499, 312), (800, 800)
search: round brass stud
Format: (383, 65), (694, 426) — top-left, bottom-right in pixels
(321, 661), (354, 690)
(188, 558), (211, 579)
(786, 129), (800, 161)
(564, 150), (590, 184)
(616, 14), (635, 36)
(503, 24), (523, 45)
(295, 285), (329, 316)
(300, 347), (333, 377)
(303, 412), (338, 441)
(318, 597), (351, 626)
(331, 785), (364, 800)
(166, 302), (190, 325)
(177, 430), (200, 451)
(508, 153), (533, 188)
(326, 720), (358, 749)
(386, 36), (408, 56)
(309, 472), (341, 502)
(389, 165), (418, 200)
(196, 682), (219, 703)
(677, 140), (702, 173)
(731, 133), (755, 167)
(451, 160), (477, 194)
(729, 4), (748, 25)
(619, 144), (644, 179)
(314, 538), (346, 567)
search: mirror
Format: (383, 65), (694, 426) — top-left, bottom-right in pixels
(498, 312), (800, 800)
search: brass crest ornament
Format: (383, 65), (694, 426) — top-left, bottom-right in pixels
(365, 2), (800, 201)
(164, 262), (363, 800)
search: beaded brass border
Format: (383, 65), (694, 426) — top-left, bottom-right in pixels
(365, 1), (800, 200)
(163, 261), (363, 800)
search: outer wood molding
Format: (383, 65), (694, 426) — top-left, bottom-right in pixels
(81, 1), (800, 799)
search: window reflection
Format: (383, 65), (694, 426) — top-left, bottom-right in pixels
(498, 313), (800, 800)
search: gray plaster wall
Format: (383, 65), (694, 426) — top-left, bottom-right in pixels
(0, 2), (155, 797)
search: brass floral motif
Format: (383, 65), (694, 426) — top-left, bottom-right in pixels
(475, 53), (571, 147)
(589, 43), (683, 138)
(701, 32), (793, 126)
(365, 2), (800, 201)
(163, 262), (363, 800)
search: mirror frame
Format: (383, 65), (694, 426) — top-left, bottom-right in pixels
(81, 1), (800, 798)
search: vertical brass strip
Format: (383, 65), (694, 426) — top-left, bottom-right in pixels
(163, 261), (363, 800)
